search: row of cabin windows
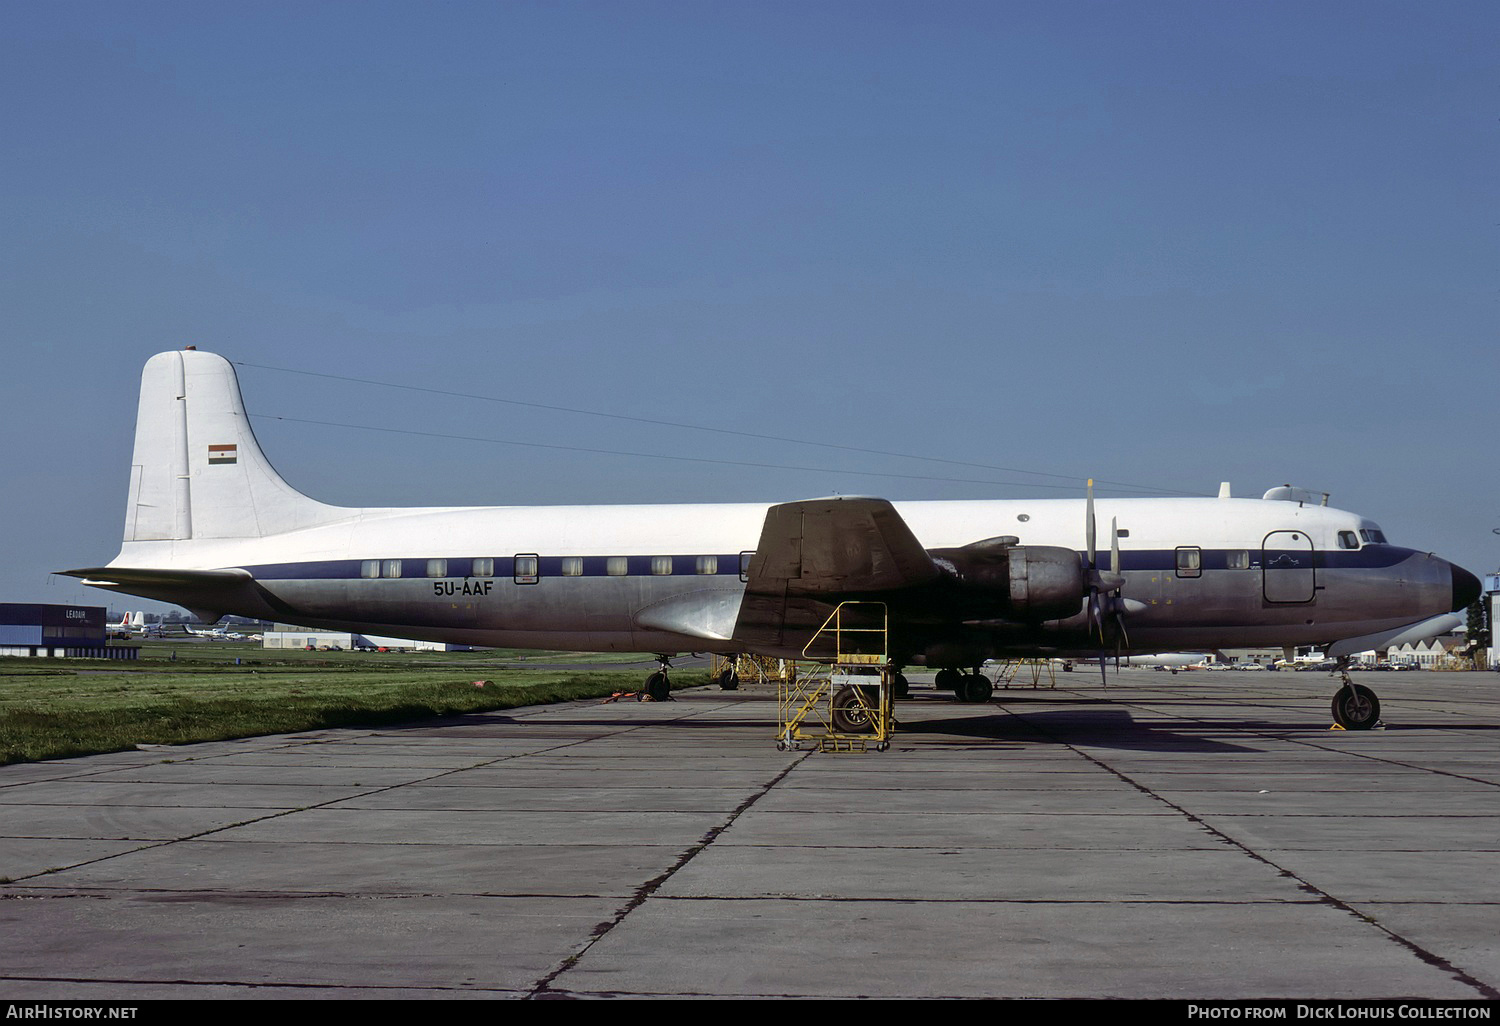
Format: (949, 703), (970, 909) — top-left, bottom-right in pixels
(359, 554), (742, 581)
(1173, 548), (1251, 578)
(360, 545), (1336, 583)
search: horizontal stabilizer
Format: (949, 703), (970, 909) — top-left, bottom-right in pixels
(57, 566), (265, 624)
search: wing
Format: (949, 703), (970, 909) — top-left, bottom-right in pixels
(732, 497), (941, 653)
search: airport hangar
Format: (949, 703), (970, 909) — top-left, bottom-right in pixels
(0, 603), (135, 660)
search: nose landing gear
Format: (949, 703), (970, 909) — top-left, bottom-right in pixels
(1330, 671), (1381, 730)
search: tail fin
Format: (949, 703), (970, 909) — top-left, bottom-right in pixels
(124, 349), (347, 542)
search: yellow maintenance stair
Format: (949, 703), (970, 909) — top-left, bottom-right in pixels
(776, 601), (895, 753)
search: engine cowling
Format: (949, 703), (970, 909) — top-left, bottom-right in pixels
(1003, 545), (1087, 620)
(932, 541), (1086, 622)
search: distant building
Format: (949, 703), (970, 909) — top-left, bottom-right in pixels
(0, 604), (137, 659)
(1488, 574), (1500, 670)
(261, 625), (476, 652)
(1344, 625), (1474, 670)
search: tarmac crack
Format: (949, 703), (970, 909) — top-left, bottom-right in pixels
(999, 703), (1500, 1000)
(1043, 684), (1500, 790)
(526, 746), (813, 999)
(0, 732), (611, 884)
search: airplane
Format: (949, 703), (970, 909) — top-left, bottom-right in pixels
(1119, 653), (1208, 672)
(184, 623), (243, 639)
(61, 349), (1481, 731)
(106, 610), (164, 639)
(106, 610), (140, 639)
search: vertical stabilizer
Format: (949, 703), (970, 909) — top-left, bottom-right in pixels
(124, 350), (347, 542)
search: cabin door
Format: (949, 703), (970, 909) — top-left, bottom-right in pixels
(1262, 530), (1316, 603)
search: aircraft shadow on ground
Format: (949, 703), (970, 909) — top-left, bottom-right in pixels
(387, 702), (1255, 753)
(901, 705), (1259, 753)
(375, 689), (1500, 749)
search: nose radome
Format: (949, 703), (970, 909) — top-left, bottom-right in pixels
(1450, 562), (1481, 612)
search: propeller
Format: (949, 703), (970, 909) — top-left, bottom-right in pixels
(1083, 480), (1130, 681)
(1108, 515), (1131, 653)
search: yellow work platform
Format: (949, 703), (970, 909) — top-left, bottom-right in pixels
(776, 602), (894, 753)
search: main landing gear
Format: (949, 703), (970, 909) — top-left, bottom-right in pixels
(641, 655), (674, 702)
(1330, 671), (1380, 730)
(936, 667), (994, 704)
(891, 670), (910, 700)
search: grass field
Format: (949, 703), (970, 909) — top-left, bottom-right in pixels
(0, 640), (705, 765)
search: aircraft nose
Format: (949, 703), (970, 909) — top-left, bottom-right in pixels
(1450, 562), (1482, 612)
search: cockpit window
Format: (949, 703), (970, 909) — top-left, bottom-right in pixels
(1338, 531), (1359, 549)
(1360, 528), (1388, 544)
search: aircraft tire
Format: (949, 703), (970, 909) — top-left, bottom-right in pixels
(642, 670), (671, 702)
(1331, 683), (1379, 730)
(959, 674), (994, 704)
(714, 667), (739, 691)
(831, 685), (874, 734)
(934, 668), (963, 692)
(892, 672), (909, 700)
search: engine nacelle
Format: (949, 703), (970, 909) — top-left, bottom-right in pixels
(933, 542), (1086, 622)
(1005, 545), (1087, 620)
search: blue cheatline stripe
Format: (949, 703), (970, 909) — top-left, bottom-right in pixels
(233, 545), (1417, 581)
(240, 554), (750, 581)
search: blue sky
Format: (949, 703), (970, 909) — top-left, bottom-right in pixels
(2, 0), (1495, 612)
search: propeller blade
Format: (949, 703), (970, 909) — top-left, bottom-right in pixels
(1086, 479), (1097, 569)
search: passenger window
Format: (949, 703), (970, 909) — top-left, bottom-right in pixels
(360, 560), (380, 579)
(696, 555), (718, 575)
(514, 554), (539, 585)
(1175, 547), (1201, 578)
(426, 559), (447, 578)
(1226, 550), (1249, 569)
(473, 558), (494, 578)
(606, 557), (628, 576)
(651, 556), (673, 576)
(382, 559), (402, 579)
(561, 557), (583, 577)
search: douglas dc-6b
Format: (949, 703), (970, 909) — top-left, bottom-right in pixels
(62, 349), (1481, 730)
